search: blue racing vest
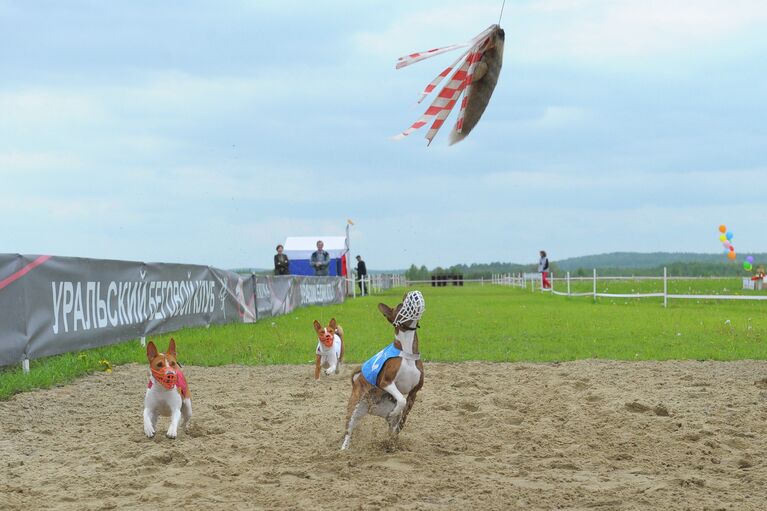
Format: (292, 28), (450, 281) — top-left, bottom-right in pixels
(360, 343), (402, 387)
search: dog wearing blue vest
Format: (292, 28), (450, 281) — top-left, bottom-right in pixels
(341, 291), (425, 450)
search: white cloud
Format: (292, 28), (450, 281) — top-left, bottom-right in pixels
(0, 151), (82, 172)
(520, 0), (767, 61)
(351, 3), (500, 60)
(353, 0), (767, 64)
(0, 90), (106, 129)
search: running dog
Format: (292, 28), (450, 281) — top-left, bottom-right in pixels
(341, 291), (425, 450)
(143, 338), (192, 439)
(314, 318), (344, 379)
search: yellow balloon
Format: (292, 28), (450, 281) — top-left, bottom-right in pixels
(719, 234), (727, 242)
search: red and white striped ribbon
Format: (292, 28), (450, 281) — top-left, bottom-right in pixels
(394, 24), (498, 143)
(424, 60), (471, 145)
(416, 48), (470, 104)
(392, 59), (470, 142)
(396, 42), (470, 70)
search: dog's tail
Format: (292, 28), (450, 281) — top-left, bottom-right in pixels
(350, 367), (362, 384)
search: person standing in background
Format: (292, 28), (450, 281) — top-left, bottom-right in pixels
(538, 250), (551, 289)
(311, 240), (330, 276)
(356, 255), (368, 295)
(274, 244), (289, 275)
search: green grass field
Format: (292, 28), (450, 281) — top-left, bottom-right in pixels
(1, 282), (766, 400)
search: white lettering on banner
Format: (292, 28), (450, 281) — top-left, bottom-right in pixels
(96, 282), (108, 328)
(86, 281), (96, 329)
(73, 282), (87, 331)
(52, 282), (63, 334)
(62, 281), (74, 333)
(299, 283), (336, 305)
(106, 282), (118, 327)
(49, 279), (218, 335)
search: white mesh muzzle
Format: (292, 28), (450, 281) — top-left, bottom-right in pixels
(393, 291), (425, 326)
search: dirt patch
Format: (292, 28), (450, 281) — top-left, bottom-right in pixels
(2, 360), (767, 510)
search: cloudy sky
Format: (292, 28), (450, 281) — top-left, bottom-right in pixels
(2, 0), (765, 270)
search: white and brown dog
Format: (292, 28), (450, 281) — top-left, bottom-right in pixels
(341, 291), (425, 450)
(143, 338), (192, 439)
(314, 318), (344, 380)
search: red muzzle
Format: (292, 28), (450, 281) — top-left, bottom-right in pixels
(320, 333), (334, 348)
(151, 367), (178, 390)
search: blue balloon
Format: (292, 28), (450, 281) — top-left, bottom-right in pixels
(726, 231), (733, 240)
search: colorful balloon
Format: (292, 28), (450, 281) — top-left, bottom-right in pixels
(718, 225), (727, 233)
(729, 245), (735, 251)
(746, 256), (754, 263)
(719, 234), (727, 242)
(728, 251), (737, 260)
(744, 262), (753, 271)
(726, 232), (733, 240)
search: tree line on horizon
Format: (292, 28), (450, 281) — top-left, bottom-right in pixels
(404, 252), (767, 280)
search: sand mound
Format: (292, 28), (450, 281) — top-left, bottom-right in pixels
(2, 360), (767, 510)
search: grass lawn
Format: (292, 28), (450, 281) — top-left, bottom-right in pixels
(1, 282), (766, 399)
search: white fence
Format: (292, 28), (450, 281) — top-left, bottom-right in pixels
(492, 269), (767, 306)
(349, 274), (407, 297)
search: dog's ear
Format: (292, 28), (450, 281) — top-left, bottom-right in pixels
(313, 320), (322, 332)
(146, 341), (158, 362)
(167, 338), (177, 358)
(329, 318), (337, 331)
(378, 303), (394, 323)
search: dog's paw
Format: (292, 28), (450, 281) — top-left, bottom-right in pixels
(166, 429), (177, 439)
(144, 424), (155, 438)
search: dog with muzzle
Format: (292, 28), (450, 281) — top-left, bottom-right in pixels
(314, 318), (344, 380)
(143, 338), (192, 439)
(341, 291), (425, 450)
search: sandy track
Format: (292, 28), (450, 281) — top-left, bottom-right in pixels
(2, 360), (767, 510)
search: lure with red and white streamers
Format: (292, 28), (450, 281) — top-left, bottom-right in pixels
(394, 24), (505, 146)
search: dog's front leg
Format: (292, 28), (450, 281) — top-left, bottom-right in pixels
(143, 407), (156, 438)
(167, 408), (182, 439)
(395, 366), (424, 433)
(381, 383), (407, 423)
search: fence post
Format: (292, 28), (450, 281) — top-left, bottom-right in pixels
(140, 336), (146, 348)
(663, 266), (668, 308)
(22, 358), (30, 374)
(567, 271), (571, 296)
(593, 269), (597, 303)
